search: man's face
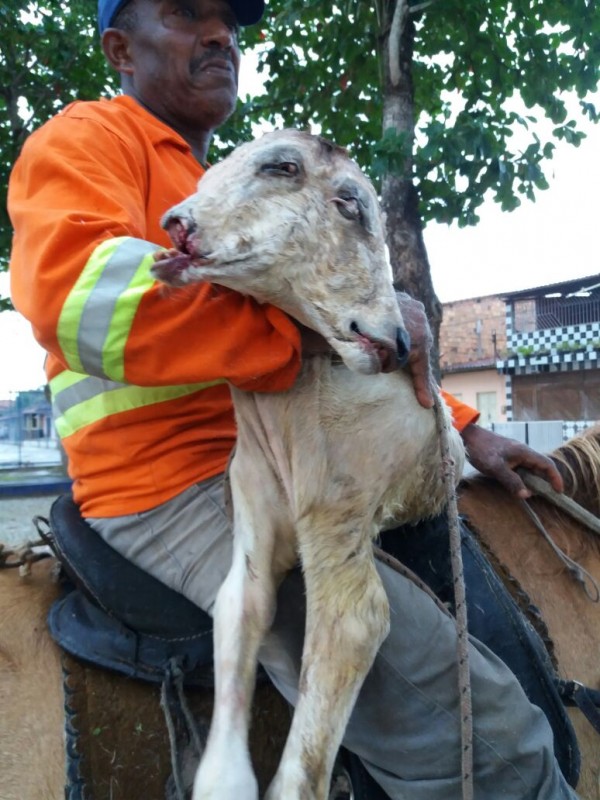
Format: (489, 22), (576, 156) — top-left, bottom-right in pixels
(121, 0), (241, 133)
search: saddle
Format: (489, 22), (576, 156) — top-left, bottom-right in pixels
(44, 494), (586, 796)
(45, 493), (215, 687)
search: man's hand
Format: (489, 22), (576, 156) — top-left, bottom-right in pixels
(461, 423), (564, 498)
(395, 292), (434, 409)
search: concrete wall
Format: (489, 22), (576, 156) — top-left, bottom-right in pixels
(441, 369), (507, 426)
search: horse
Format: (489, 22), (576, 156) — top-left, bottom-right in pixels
(1, 431), (599, 799)
(0, 555), (65, 800)
(0, 549), (294, 800)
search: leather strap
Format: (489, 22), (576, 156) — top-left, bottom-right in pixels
(558, 680), (600, 734)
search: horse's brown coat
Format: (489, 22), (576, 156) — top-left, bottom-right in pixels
(0, 558), (64, 800)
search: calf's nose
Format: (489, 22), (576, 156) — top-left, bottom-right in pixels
(349, 318), (411, 372)
(161, 213), (197, 253)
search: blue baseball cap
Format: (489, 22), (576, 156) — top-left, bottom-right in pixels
(98, 0), (265, 33)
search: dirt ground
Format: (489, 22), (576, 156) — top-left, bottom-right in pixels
(0, 494), (59, 547)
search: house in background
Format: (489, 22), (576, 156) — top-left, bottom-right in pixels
(0, 389), (54, 441)
(439, 294), (507, 428)
(439, 273), (600, 445)
(498, 273), (600, 440)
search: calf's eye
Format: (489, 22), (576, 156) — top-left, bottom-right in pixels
(332, 196), (362, 222)
(260, 161), (300, 177)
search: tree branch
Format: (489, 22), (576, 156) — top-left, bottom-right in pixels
(388, 0), (408, 88)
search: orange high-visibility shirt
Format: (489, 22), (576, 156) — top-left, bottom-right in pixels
(9, 96), (302, 516)
(441, 391), (480, 432)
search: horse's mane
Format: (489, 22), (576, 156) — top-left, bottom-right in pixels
(460, 424), (600, 561)
(551, 424), (600, 518)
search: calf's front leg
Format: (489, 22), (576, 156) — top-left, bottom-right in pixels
(192, 487), (280, 800)
(266, 516), (390, 800)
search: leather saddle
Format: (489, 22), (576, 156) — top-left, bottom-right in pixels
(45, 493), (215, 687)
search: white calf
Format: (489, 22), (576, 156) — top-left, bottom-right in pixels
(152, 129), (464, 800)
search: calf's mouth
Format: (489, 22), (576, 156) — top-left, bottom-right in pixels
(151, 215), (214, 286)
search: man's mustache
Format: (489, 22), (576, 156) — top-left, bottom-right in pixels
(190, 51), (234, 73)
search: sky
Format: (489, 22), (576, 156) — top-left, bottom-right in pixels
(1, 80), (598, 400)
(424, 120), (599, 303)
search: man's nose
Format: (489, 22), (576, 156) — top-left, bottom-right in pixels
(200, 19), (237, 50)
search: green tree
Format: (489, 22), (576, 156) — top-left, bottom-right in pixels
(0, 0), (117, 310)
(226, 0), (600, 366)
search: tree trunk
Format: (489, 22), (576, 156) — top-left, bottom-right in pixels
(379, 1), (442, 376)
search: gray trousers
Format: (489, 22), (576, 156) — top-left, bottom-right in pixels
(88, 475), (577, 799)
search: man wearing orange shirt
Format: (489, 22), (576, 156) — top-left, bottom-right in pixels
(8, 1), (574, 797)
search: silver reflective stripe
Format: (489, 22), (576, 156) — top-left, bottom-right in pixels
(51, 371), (226, 440)
(52, 375), (128, 417)
(77, 238), (160, 376)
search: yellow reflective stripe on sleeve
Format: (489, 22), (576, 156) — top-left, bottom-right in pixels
(52, 377), (226, 440)
(57, 237), (160, 380)
(57, 238), (126, 374)
(101, 249), (157, 382)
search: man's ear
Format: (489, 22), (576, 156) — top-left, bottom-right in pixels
(101, 29), (135, 76)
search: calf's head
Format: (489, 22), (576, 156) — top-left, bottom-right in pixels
(153, 129), (409, 374)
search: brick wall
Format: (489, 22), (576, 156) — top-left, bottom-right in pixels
(439, 295), (506, 370)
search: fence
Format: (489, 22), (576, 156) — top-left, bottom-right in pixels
(0, 438), (63, 469)
(513, 294), (600, 334)
(491, 419), (598, 454)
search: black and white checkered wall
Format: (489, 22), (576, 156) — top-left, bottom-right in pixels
(506, 320), (600, 353)
(499, 320), (600, 376)
(498, 317), (600, 422)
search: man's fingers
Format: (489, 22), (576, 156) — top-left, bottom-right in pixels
(408, 360), (434, 408)
(528, 461), (565, 494)
(494, 462), (531, 498)
(415, 385), (435, 409)
(511, 448), (565, 495)
(409, 347), (434, 407)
